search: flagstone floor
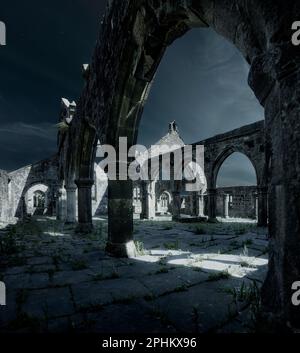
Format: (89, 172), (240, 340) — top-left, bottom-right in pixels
(0, 217), (268, 333)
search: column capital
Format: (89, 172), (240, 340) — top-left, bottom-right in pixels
(65, 185), (77, 192)
(75, 178), (94, 188)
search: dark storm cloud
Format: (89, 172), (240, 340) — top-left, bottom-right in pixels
(0, 2), (262, 185)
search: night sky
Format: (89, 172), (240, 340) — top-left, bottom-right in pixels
(0, 1), (263, 186)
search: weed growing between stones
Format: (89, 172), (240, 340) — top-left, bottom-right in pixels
(163, 240), (180, 250)
(134, 240), (146, 255)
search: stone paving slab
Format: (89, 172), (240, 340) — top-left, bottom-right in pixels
(169, 267), (210, 286)
(27, 256), (53, 266)
(21, 287), (75, 320)
(0, 217), (268, 333)
(4, 266), (27, 276)
(47, 316), (70, 333)
(116, 262), (163, 278)
(72, 278), (150, 310)
(51, 269), (96, 286)
(139, 272), (188, 297)
(26, 273), (50, 289)
(82, 300), (176, 333)
(105, 278), (150, 302)
(3, 273), (31, 289)
(151, 278), (252, 333)
(246, 265), (269, 282)
(72, 282), (114, 310)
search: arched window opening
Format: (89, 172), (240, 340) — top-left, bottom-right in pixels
(216, 152), (257, 220)
(158, 191), (170, 214)
(33, 191), (45, 209)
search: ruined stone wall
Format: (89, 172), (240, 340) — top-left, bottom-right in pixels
(195, 121), (266, 189)
(8, 156), (60, 218)
(0, 170), (9, 223)
(155, 181), (173, 216)
(216, 186), (257, 219)
(61, 0), (300, 326)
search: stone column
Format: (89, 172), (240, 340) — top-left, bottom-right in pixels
(223, 194), (230, 219)
(190, 191), (203, 217)
(56, 187), (66, 221)
(75, 178), (94, 233)
(106, 179), (137, 258)
(255, 195), (258, 220)
(172, 191), (181, 220)
(257, 186), (268, 227)
(189, 193), (195, 216)
(145, 181), (156, 219)
(207, 188), (217, 221)
(197, 193), (205, 217)
(65, 184), (77, 224)
(250, 43), (300, 328)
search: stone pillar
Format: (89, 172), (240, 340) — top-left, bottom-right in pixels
(207, 188), (217, 221)
(255, 195), (258, 220)
(56, 187), (66, 221)
(250, 43), (300, 328)
(257, 186), (268, 227)
(172, 191), (181, 220)
(65, 184), (77, 224)
(189, 193), (196, 217)
(145, 181), (156, 219)
(75, 178), (93, 233)
(188, 190), (205, 217)
(223, 194), (230, 219)
(197, 193), (205, 217)
(106, 179), (137, 258)
(20, 196), (27, 221)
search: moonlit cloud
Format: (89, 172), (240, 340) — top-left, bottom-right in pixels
(0, 122), (57, 141)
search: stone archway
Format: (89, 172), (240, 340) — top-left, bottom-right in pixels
(195, 121), (267, 225)
(211, 148), (259, 190)
(74, 123), (98, 233)
(70, 1), (300, 328)
(213, 151), (259, 221)
(209, 146), (266, 225)
(25, 183), (49, 216)
(157, 190), (172, 214)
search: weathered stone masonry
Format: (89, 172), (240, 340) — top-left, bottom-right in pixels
(65, 0), (300, 328)
(1, 0), (299, 329)
(57, 108), (266, 227)
(0, 170), (9, 223)
(197, 120), (267, 226)
(0, 117), (265, 226)
(215, 186), (258, 220)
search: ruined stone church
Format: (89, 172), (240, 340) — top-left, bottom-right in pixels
(0, 95), (267, 229)
(1, 0), (300, 329)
